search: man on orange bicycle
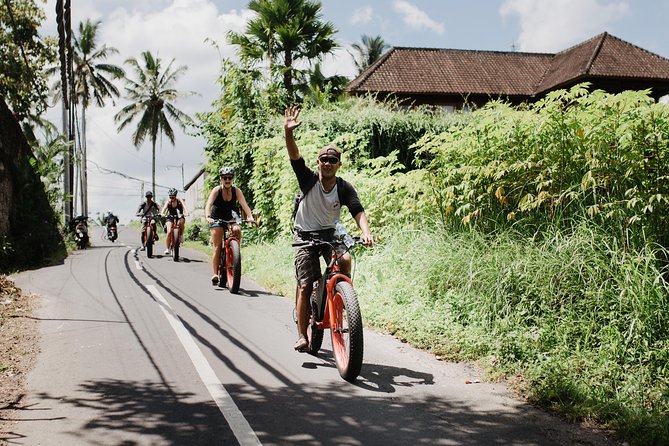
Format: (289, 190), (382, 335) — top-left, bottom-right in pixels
(283, 106), (374, 351)
(136, 191), (160, 249)
(161, 188), (188, 255)
(204, 166), (254, 286)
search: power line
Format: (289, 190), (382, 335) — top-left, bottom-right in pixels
(87, 159), (173, 191)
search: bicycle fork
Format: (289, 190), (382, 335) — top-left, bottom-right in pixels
(317, 274), (354, 332)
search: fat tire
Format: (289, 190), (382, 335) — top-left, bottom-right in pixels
(172, 228), (180, 262)
(227, 239), (241, 294)
(146, 226), (153, 258)
(330, 281), (364, 382)
(307, 290), (324, 355)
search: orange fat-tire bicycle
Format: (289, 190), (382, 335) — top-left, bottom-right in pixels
(215, 219), (246, 294)
(294, 235), (365, 382)
(167, 213), (185, 262)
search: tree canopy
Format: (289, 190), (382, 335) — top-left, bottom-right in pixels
(0, 0), (56, 120)
(227, 0), (337, 98)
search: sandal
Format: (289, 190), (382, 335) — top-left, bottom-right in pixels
(293, 336), (309, 352)
(211, 275), (219, 286)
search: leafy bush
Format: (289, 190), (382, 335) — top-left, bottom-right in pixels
(416, 85), (669, 251)
(185, 220), (209, 244)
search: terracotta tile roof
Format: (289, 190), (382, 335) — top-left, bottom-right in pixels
(348, 47), (553, 96)
(537, 33), (669, 92)
(348, 32), (669, 99)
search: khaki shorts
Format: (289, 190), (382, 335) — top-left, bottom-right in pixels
(294, 231), (343, 287)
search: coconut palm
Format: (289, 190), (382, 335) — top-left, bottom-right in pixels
(350, 35), (389, 75)
(114, 51), (193, 195)
(71, 19), (124, 216)
(227, 0), (337, 99)
(46, 19), (124, 216)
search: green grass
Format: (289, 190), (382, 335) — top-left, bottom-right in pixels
(240, 224), (669, 446)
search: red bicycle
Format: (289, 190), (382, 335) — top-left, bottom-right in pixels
(166, 211), (185, 262)
(139, 215), (158, 258)
(214, 218), (253, 294)
(292, 233), (365, 382)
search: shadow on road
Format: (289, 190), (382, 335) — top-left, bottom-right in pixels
(4, 379), (234, 445)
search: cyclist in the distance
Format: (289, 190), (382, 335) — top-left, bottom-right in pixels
(283, 105), (374, 352)
(204, 166), (254, 286)
(136, 191), (160, 248)
(161, 188), (188, 255)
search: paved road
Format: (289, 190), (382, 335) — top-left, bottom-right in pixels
(6, 225), (614, 445)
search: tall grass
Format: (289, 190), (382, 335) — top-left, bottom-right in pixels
(243, 222), (669, 444)
(353, 223), (669, 445)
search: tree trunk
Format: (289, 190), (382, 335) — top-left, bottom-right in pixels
(284, 49), (293, 98)
(81, 106), (88, 217)
(151, 136), (156, 196)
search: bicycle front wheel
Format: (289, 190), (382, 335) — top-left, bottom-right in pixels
(330, 281), (364, 382)
(226, 239), (241, 294)
(146, 227), (153, 258)
(172, 228), (180, 262)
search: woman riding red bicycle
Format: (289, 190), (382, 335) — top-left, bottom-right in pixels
(204, 166), (254, 286)
(161, 188), (188, 256)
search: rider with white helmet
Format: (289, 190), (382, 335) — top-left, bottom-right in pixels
(161, 188), (188, 255)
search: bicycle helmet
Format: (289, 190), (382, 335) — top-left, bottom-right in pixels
(219, 166), (235, 177)
(168, 188), (178, 197)
(145, 191), (153, 197)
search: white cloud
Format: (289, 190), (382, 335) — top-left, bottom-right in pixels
(321, 46), (357, 79)
(350, 6), (373, 25)
(393, 0), (444, 35)
(499, 0), (629, 52)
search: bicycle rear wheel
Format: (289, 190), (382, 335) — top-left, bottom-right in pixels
(307, 290), (324, 354)
(227, 239), (241, 294)
(330, 281), (364, 382)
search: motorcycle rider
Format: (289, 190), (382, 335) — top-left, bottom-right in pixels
(161, 188), (188, 255)
(106, 210), (119, 241)
(136, 191), (160, 249)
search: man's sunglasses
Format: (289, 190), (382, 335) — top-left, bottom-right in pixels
(221, 176), (234, 180)
(319, 156), (339, 164)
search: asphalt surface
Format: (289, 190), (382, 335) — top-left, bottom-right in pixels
(6, 225), (615, 445)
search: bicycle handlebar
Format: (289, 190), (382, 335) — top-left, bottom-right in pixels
(212, 218), (257, 226)
(291, 236), (363, 249)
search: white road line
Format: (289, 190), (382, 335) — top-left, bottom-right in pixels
(135, 259), (142, 270)
(146, 285), (261, 446)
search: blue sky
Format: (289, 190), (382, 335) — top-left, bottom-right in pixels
(38, 0), (669, 223)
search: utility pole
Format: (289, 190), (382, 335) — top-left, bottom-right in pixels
(166, 164), (185, 190)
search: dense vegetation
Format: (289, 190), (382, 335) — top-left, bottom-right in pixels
(197, 79), (669, 445)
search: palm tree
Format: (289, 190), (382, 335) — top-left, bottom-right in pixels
(227, 0), (337, 99)
(53, 19), (124, 217)
(296, 62), (349, 104)
(350, 35), (389, 75)
(114, 51), (193, 195)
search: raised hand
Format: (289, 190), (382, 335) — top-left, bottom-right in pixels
(284, 106), (302, 132)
